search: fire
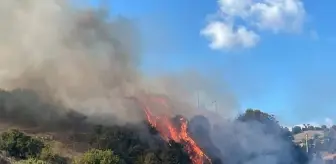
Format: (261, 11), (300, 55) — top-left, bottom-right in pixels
(137, 96), (212, 164)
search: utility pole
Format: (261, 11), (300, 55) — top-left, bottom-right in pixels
(306, 133), (309, 153)
(197, 92), (200, 109)
(211, 100), (217, 113)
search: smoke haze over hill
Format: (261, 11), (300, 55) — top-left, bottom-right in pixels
(0, 0), (238, 125)
(0, 1), (316, 164)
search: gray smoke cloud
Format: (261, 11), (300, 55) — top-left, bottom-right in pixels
(0, 0), (145, 123)
(210, 121), (291, 164)
(0, 0), (237, 125)
(0, 1), (319, 164)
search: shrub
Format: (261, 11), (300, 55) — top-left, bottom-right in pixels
(135, 152), (160, 164)
(73, 149), (119, 164)
(0, 129), (44, 159)
(39, 145), (53, 161)
(39, 144), (67, 164)
(39, 145), (67, 164)
(15, 158), (48, 164)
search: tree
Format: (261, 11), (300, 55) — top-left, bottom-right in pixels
(135, 152), (160, 164)
(158, 140), (191, 164)
(237, 109), (309, 164)
(307, 125), (315, 130)
(332, 125), (336, 131)
(292, 126), (303, 135)
(237, 109), (280, 135)
(189, 115), (222, 163)
(91, 125), (147, 163)
(73, 149), (120, 164)
(39, 144), (67, 164)
(0, 129), (44, 159)
(15, 158), (48, 164)
(189, 115), (211, 137)
(237, 109), (278, 124)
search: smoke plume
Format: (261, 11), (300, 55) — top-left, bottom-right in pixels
(0, 1), (318, 164)
(0, 0), (236, 125)
(0, 0), (145, 123)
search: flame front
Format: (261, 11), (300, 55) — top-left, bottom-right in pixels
(139, 96), (212, 164)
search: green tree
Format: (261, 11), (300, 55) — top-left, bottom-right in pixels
(15, 158), (48, 164)
(292, 126), (303, 135)
(90, 125), (148, 163)
(237, 109), (278, 124)
(237, 109), (280, 135)
(135, 152), (160, 164)
(73, 149), (119, 164)
(0, 129), (44, 159)
(39, 144), (67, 164)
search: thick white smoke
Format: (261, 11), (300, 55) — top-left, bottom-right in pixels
(0, 0), (146, 123)
(0, 0), (237, 124)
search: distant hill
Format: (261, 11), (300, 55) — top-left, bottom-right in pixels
(293, 130), (324, 143)
(292, 130), (336, 161)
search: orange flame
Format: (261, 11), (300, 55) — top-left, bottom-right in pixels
(138, 96), (212, 164)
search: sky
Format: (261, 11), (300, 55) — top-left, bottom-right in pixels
(85, 0), (336, 127)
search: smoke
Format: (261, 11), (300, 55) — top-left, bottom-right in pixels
(0, 0), (145, 124)
(144, 72), (238, 119)
(210, 121), (290, 164)
(187, 109), (315, 164)
(2, 1), (309, 163)
(187, 116), (311, 164)
(0, 0), (237, 125)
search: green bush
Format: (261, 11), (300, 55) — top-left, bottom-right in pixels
(39, 144), (67, 164)
(39, 145), (54, 161)
(15, 158), (48, 164)
(73, 149), (120, 164)
(0, 129), (44, 159)
(135, 152), (160, 164)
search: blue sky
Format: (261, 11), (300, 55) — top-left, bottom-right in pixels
(86, 0), (336, 126)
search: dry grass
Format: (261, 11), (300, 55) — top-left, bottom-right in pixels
(293, 130), (324, 143)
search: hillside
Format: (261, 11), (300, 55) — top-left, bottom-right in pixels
(293, 130), (324, 143)
(0, 108), (312, 164)
(0, 120), (86, 163)
(0, 109), (221, 164)
(292, 129), (336, 162)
